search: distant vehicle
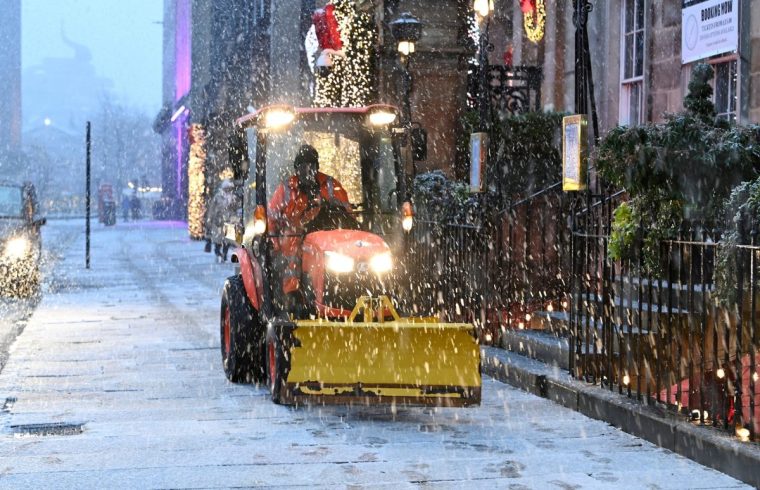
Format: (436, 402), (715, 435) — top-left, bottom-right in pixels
(0, 182), (46, 297)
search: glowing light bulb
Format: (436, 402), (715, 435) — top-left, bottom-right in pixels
(473, 0), (494, 17)
(736, 426), (750, 441)
(623, 375), (630, 386)
(717, 368), (725, 379)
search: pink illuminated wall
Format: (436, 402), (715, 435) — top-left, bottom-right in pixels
(174, 0), (191, 200)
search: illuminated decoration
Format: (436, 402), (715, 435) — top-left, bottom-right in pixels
(187, 124), (207, 240)
(520, 0), (546, 43)
(736, 425), (750, 442)
(313, 0), (376, 107)
(312, 4), (346, 71)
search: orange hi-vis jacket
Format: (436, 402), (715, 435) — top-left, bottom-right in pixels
(268, 172), (349, 294)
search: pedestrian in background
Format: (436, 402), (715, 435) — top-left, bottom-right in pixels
(205, 179), (240, 262)
(121, 197), (130, 222)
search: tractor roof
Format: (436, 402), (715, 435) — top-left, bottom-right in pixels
(236, 104), (398, 129)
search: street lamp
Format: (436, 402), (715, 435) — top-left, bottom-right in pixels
(390, 12), (422, 58)
(473, 0), (494, 18)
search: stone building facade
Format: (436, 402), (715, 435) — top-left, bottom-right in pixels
(492, 0), (759, 132)
(0, 0), (21, 156)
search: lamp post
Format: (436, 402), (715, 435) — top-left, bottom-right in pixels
(474, 0), (494, 131)
(390, 12), (423, 205)
(573, 0), (599, 140)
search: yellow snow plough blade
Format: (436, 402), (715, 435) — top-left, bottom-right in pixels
(277, 317), (481, 407)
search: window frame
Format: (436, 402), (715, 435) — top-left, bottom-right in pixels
(619, 0), (646, 126)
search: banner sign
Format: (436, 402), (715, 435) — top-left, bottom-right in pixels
(562, 115), (587, 192)
(681, 0), (738, 64)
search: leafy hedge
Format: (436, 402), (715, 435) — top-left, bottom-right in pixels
(715, 177), (760, 304)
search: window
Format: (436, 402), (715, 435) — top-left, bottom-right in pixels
(0, 186), (22, 217)
(712, 58), (738, 123)
(620, 0), (645, 126)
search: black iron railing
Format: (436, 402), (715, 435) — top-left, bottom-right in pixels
(404, 184), (759, 443)
(403, 183), (572, 342)
(571, 214), (760, 443)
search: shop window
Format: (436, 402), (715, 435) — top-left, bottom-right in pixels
(620, 0), (645, 126)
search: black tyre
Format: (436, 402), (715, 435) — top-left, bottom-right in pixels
(220, 275), (263, 383)
(265, 326), (286, 404)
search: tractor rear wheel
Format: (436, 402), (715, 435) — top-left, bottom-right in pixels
(220, 275), (260, 383)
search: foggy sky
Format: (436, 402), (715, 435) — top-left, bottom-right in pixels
(22, 0), (162, 114)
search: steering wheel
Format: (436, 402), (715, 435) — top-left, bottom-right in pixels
(303, 201), (359, 234)
(297, 197), (324, 227)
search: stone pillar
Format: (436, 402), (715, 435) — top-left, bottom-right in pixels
(648, 1), (683, 122)
(270, 0), (309, 105)
(746, 0), (759, 123)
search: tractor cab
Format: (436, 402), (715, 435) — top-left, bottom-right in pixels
(220, 105), (481, 407)
(232, 105), (411, 317)
(236, 105), (407, 252)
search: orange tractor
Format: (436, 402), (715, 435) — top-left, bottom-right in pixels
(220, 105), (481, 406)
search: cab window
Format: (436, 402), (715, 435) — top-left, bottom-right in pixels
(0, 186), (22, 217)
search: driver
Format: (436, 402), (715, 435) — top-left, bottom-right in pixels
(268, 144), (349, 297)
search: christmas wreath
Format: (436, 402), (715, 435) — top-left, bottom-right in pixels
(520, 0), (546, 43)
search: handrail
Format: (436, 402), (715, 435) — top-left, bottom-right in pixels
(573, 189), (627, 218)
(499, 181), (563, 215)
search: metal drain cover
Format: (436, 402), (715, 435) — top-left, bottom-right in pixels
(10, 422), (84, 437)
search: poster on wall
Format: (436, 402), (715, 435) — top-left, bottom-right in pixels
(681, 0), (739, 64)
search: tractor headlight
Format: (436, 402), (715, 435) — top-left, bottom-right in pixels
(3, 237), (30, 260)
(325, 251), (354, 274)
(370, 252), (393, 274)
(262, 107), (296, 130)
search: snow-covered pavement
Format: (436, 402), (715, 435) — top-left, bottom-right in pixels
(0, 220), (750, 488)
